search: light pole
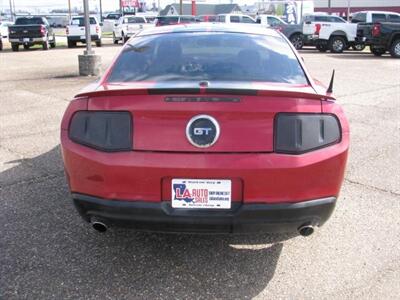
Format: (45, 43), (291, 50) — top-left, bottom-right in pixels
(78, 0), (101, 76)
(9, 0), (14, 21)
(83, 0), (92, 54)
(99, 0), (103, 22)
(68, 0), (72, 21)
(347, 0), (351, 21)
(180, 0), (183, 15)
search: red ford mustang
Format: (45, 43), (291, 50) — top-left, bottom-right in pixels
(61, 24), (349, 236)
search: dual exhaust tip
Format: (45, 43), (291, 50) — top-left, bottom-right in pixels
(91, 217), (315, 236)
(91, 218), (108, 233)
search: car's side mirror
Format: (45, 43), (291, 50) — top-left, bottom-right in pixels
(99, 22), (103, 26)
(305, 21), (311, 24)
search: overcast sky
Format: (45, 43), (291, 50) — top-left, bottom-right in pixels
(0, 0), (252, 11)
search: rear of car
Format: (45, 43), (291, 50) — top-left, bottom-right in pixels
(8, 17), (55, 51)
(357, 22), (400, 58)
(66, 16), (102, 48)
(61, 24), (349, 235)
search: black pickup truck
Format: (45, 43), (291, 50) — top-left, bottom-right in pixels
(8, 16), (56, 51)
(357, 22), (400, 58)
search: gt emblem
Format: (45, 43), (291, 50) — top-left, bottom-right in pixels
(194, 128), (212, 135)
(186, 115), (220, 148)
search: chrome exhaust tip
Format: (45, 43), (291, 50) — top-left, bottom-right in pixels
(298, 224), (314, 237)
(91, 218), (108, 233)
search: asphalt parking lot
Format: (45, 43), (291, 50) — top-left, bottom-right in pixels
(1, 43), (399, 299)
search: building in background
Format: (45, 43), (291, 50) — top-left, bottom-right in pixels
(314, 0), (400, 15)
(160, 4), (242, 16)
(255, 1), (314, 24)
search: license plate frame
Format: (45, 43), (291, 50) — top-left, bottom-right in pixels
(171, 179), (232, 209)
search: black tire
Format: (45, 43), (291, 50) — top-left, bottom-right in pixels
(370, 45), (385, 56)
(316, 44), (327, 52)
(11, 43), (19, 52)
(42, 39), (49, 50)
(23, 45), (30, 50)
(67, 40), (75, 48)
(50, 35), (56, 48)
(352, 43), (365, 51)
(329, 36), (347, 53)
(113, 33), (118, 44)
(96, 40), (102, 47)
(0, 39), (3, 51)
(389, 39), (400, 58)
(289, 33), (304, 50)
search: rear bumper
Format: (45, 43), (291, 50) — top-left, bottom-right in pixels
(68, 35), (100, 42)
(9, 37), (46, 44)
(73, 193), (337, 233)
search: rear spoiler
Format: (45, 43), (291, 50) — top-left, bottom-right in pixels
(76, 87), (336, 101)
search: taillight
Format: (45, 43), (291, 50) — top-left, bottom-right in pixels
(372, 23), (381, 37)
(96, 26), (99, 33)
(314, 23), (321, 35)
(40, 25), (46, 36)
(274, 113), (341, 154)
(69, 111), (132, 152)
(275, 26), (283, 32)
(66, 27), (69, 35)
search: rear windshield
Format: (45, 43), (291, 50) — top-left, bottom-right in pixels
(108, 32), (307, 84)
(71, 17), (97, 26)
(15, 17), (44, 25)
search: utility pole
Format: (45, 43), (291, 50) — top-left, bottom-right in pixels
(347, 0), (351, 21)
(9, 0), (14, 21)
(180, 0), (183, 15)
(78, 0), (101, 76)
(68, 0), (72, 21)
(99, 0), (103, 21)
(328, 0), (331, 15)
(83, 0), (92, 54)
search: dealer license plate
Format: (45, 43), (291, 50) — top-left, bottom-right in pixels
(80, 35), (86, 40)
(23, 38), (30, 42)
(171, 179), (231, 209)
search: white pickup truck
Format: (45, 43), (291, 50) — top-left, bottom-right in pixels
(303, 15), (364, 53)
(112, 16), (154, 44)
(66, 16), (102, 48)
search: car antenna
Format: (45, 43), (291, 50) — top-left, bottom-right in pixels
(327, 70), (335, 94)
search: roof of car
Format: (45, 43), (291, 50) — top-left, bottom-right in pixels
(355, 10), (400, 14)
(135, 23), (280, 38)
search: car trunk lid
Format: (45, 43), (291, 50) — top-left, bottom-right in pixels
(82, 82), (325, 153)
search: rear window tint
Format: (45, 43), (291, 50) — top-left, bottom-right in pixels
(15, 17), (45, 25)
(71, 17), (97, 26)
(127, 17), (146, 24)
(351, 13), (366, 23)
(108, 32), (307, 85)
(389, 14), (400, 22)
(372, 14), (386, 22)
